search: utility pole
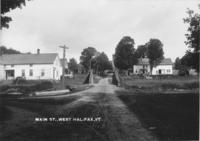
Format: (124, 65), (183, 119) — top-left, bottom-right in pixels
(59, 45), (69, 89)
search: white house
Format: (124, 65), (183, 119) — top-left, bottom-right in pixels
(0, 60), (5, 80)
(0, 53), (63, 80)
(133, 58), (173, 75)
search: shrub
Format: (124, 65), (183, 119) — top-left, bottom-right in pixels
(0, 81), (53, 94)
(13, 77), (27, 84)
(183, 82), (199, 89)
(0, 85), (10, 92)
(179, 69), (189, 76)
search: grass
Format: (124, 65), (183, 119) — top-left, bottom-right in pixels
(54, 74), (101, 91)
(0, 94), (108, 141)
(118, 75), (199, 140)
(0, 74), (102, 95)
(0, 81), (53, 95)
(121, 75), (199, 91)
(117, 91), (199, 140)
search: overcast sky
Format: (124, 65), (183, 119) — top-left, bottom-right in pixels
(1, 0), (200, 62)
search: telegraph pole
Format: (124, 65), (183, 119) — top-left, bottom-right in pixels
(59, 45), (69, 89)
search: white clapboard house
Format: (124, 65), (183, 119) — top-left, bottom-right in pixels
(0, 52), (63, 80)
(0, 60), (5, 80)
(133, 57), (173, 75)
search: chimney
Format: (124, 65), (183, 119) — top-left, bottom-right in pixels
(37, 49), (40, 54)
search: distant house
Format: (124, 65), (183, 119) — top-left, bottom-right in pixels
(133, 58), (173, 75)
(0, 53), (62, 80)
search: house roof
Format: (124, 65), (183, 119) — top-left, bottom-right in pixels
(137, 58), (149, 65)
(0, 53), (58, 65)
(137, 58), (173, 65)
(159, 58), (173, 65)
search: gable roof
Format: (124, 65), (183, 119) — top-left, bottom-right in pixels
(136, 58), (173, 65)
(137, 58), (149, 65)
(0, 53), (58, 65)
(159, 58), (173, 65)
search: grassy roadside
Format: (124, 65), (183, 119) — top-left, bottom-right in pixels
(120, 75), (199, 91)
(54, 74), (102, 92)
(0, 74), (102, 96)
(117, 91), (199, 140)
(117, 75), (199, 140)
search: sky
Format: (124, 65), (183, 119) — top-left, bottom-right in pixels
(1, 0), (200, 62)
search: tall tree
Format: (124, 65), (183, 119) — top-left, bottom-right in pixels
(174, 57), (182, 70)
(0, 45), (21, 55)
(136, 44), (147, 58)
(80, 47), (97, 72)
(183, 5), (200, 72)
(68, 58), (78, 73)
(114, 36), (137, 70)
(93, 52), (112, 75)
(1, 0), (32, 28)
(146, 38), (164, 73)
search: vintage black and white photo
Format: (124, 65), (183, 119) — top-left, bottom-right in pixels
(0, 0), (199, 140)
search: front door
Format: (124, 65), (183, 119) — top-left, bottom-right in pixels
(158, 69), (162, 75)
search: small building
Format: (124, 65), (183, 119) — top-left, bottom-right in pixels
(133, 58), (173, 75)
(0, 53), (62, 80)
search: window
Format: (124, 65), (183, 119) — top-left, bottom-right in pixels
(11, 65), (14, 67)
(29, 64), (33, 67)
(41, 69), (45, 76)
(29, 69), (33, 76)
(22, 69), (25, 77)
(56, 71), (58, 77)
(167, 69), (171, 73)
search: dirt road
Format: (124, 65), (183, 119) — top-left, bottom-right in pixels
(0, 78), (158, 141)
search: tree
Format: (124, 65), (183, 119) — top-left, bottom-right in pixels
(174, 57), (182, 70)
(0, 45), (21, 55)
(146, 39), (164, 73)
(114, 36), (137, 70)
(80, 47), (98, 72)
(93, 52), (112, 75)
(68, 58), (78, 73)
(135, 44), (147, 58)
(1, 0), (31, 28)
(183, 5), (200, 72)
(181, 51), (194, 68)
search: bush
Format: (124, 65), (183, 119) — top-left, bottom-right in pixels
(179, 68), (189, 76)
(0, 85), (10, 92)
(0, 81), (53, 94)
(183, 82), (199, 89)
(13, 77), (27, 84)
